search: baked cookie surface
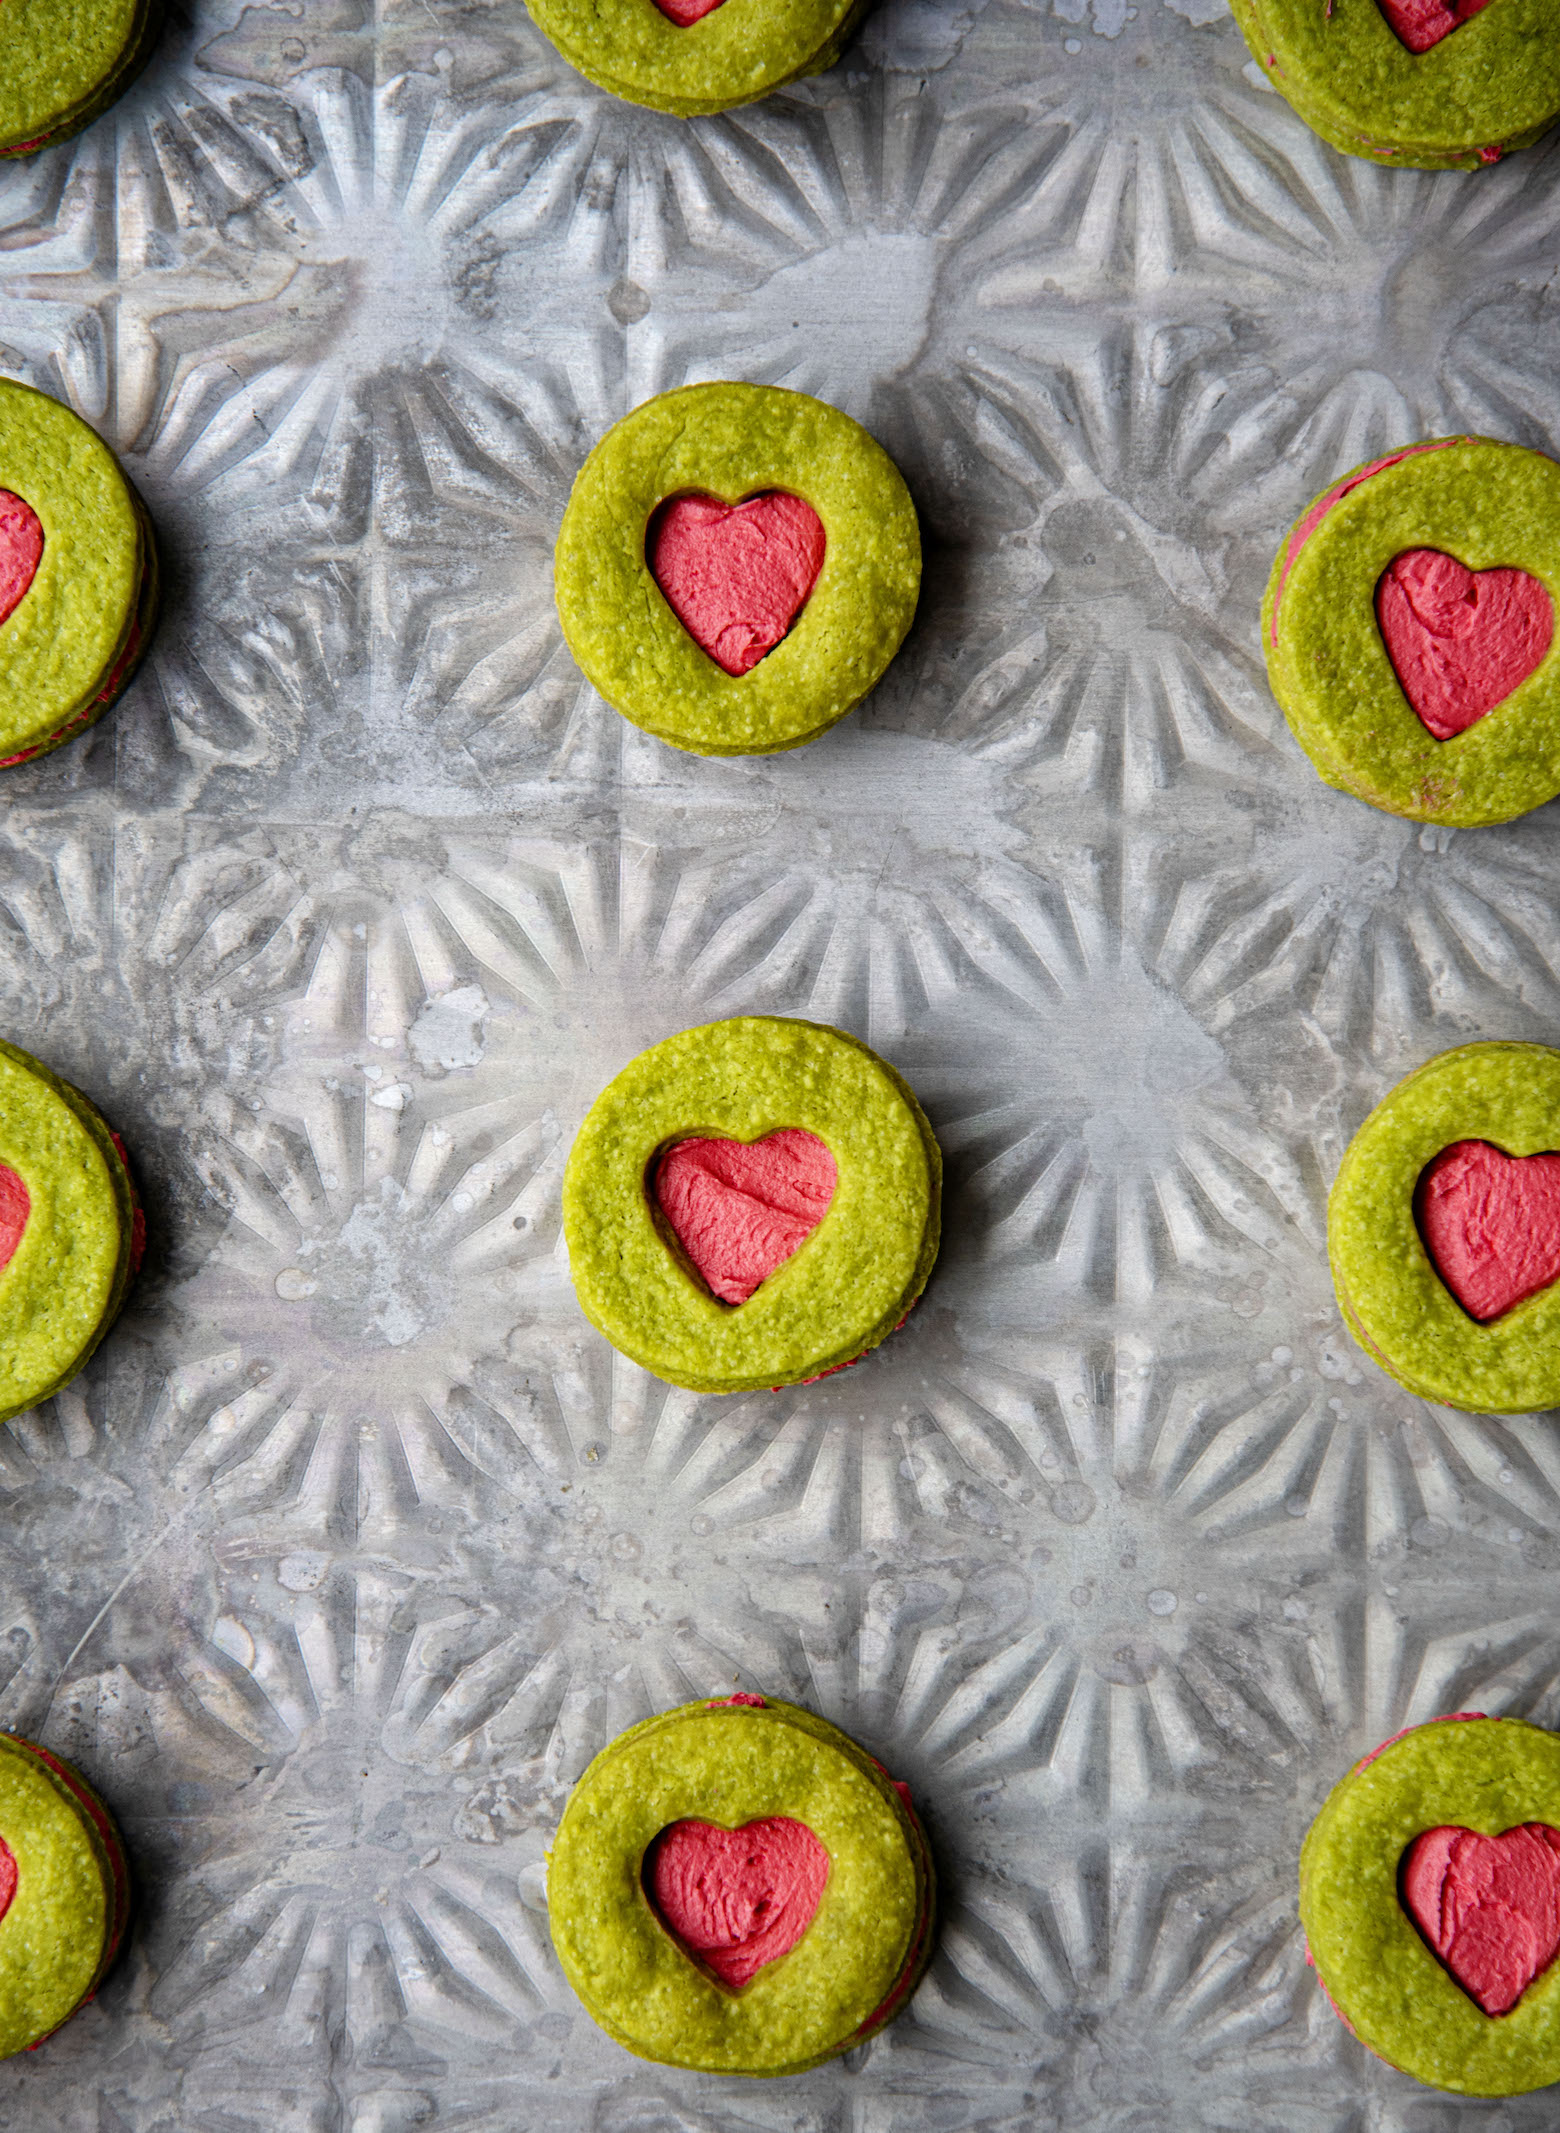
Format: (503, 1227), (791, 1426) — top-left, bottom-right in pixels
(0, 0), (160, 157)
(0, 1733), (129, 2058)
(524, 0), (866, 114)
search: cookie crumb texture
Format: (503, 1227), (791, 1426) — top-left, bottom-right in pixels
(0, 1734), (128, 2058)
(0, 0), (161, 156)
(1302, 1717), (1560, 2094)
(1263, 437), (1560, 825)
(1231, 0), (1560, 168)
(523, 0), (867, 114)
(555, 382), (919, 756)
(547, 1697), (933, 2075)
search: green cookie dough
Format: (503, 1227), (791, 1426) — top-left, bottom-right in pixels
(1232, 0), (1560, 169)
(526, 0), (865, 116)
(0, 1732), (128, 2057)
(0, 379), (158, 763)
(1263, 437), (1560, 826)
(555, 383), (920, 757)
(562, 1016), (941, 1393)
(548, 1696), (933, 2076)
(0, 1040), (140, 1424)
(1329, 1042), (1560, 1413)
(1302, 1717), (1560, 2094)
(0, 0), (160, 157)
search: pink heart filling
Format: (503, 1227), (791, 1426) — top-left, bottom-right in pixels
(654, 1128), (836, 1305)
(0, 491), (43, 630)
(648, 492), (826, 677)
(0, 1164), (30, 1273)
(0, 1836), (14, 1927)
(1403, 1823), (1560, 2015)
(1417, 1140), (1560, 1321)
(1377, 0), (1493, 52)
(647, 1815), (830, 1988)
(1377, 549), (1553, 741)
(653, 0), (727, 19)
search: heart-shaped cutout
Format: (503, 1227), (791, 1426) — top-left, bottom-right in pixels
(0, 1165), (30, 1275)
(1417, 1140), (1560, 1321)
(647, 1816), (830, 1988)
(654, 1128), (836, 1305)
(0, 491), (43, 630)
(1377, 0), (1493, 52)
(648, 492), (826, 677)
(653, 0), (726, 20)
(1377, 549), (1553, 741)
(1403, 1823), (1560, 2014)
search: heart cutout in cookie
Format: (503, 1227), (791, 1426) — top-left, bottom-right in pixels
(1377, 549), (1553, 741)
(1403, 1823), (1560, 2014)
(0, 1165), (30, 1274)
(647, 1816), (830, 1988)
(1377, 0), (1493, 52)
(1417, 1140), (1560, 1321)
(653, 0), (727, 20)
(648, 493), (826, 677)
(0, 492), (43, 630)
(655, 1129), (836, 1305)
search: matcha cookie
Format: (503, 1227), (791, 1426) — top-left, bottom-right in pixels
(563, 1016), (940, 1393)
(1, 0), (161, 158)
(1302, 1714), (1560, 2094)
(555, 383), (919, 756)
(1263, 438), (1560, 826)
(0, 1039), (143, 1424)
(1232, 0), (1560, 168)
(548, 1694), (934, 2075)
(524, 0), (867, 115)
(0, 379), (159, 765)
(0, 1732), (129, 2056)
(1328, 1042), (1560, 1413)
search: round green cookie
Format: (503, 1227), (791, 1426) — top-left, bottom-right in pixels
(525, 0), (865, 116)
(554, 383), (920, 757)
(1263, 437), (1560, 826)
(547, 1695), (933, 2076)
(0, 1039), (142, 1424)
(1302, 1717), (1560, 2094)
(0, 1732), (130, 2057)
(0, 379), (159, 764)
(1329, 1042), (1560, 1413)
(0, 0), (161, 158)
(1232, 0), (1560, 170)
(562, 1016), (941, 1393)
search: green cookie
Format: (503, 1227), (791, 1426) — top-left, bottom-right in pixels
(0, 379), (159, 764)
(0, 0), (160, 157)
(1302, 1717), (1560, 2095)
(1263, 438), (1560, 827)
(1329, 1042), (1560, 1413)
(562, 1016), (941, 1393)
(547, 1696), (933, 2076)
(554, 383), (920, 757)
(0, 1732), (129, 2057)
(525, 0), (864, 116)
(0, 1039), (141, 1424)
(1232, 0), (1560, 169)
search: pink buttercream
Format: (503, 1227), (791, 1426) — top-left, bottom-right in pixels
(1403, 1823), (1560, 2015)
(0, 490), (43, 629)
(1377, 550), (1552, 740)
(0, 1835), (14, 1927)
(1417, 1141), (1560, 1321)
(648, 492), (826, 677)
(1378, 0), (1493, 53)
(1269, 440), (1459, 648)
(0, 1165), (29, 1274)
(648, 1816), (830, 1989)
(653, 0), (726, 20)
(654, 1128), (837, 1305)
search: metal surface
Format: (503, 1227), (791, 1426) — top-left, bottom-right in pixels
(2, 2), (1560, 2124)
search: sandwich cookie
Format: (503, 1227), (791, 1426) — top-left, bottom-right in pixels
(0, 1039), (143, 1424)
(1263, 437), (1560, 825)
(547, 1694), (933, 2075)
(1, 0), (161, 158)
(1302, 1715), (1560, 2093)
(0, 379), (158, 766)
(1232, 0), (1560, 169)
(0, 1733), (129, 2056)
(555, 382), (919, 756)
(524, 0), (867, 115)
(562, 1016), (940, 1393)
(1329, 1042), (1560, 1413)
